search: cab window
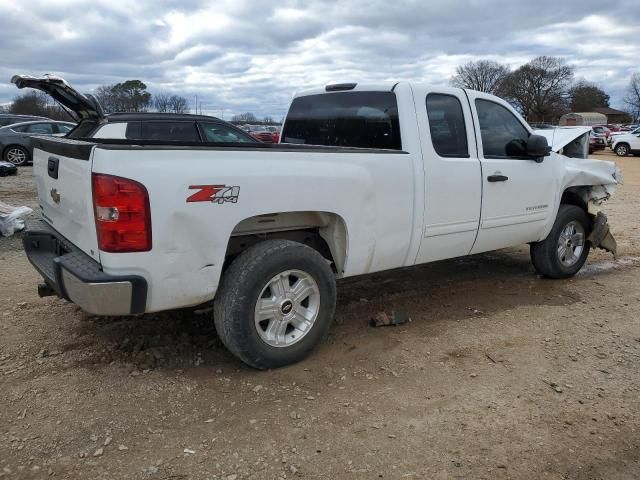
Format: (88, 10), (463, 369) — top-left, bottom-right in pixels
(475, 99), (530, 158)
(426, 94), (468, 157)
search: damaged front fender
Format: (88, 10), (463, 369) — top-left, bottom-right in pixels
(538, 127), (623, 257)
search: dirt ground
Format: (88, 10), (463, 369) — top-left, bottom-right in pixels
(1, 151), (639, 480)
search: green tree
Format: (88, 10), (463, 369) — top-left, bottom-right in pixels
(95, 80), (151, 113)
(569, 80), (610, 112)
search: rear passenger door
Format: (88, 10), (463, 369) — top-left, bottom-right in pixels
(413, 87), (482, 264)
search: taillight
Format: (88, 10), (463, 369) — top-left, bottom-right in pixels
(92, 173), (151, 253)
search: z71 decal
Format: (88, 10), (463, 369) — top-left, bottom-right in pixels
(187, 185), (240, 204)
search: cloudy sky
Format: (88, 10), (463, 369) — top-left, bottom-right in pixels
(1, 0), (638, 120)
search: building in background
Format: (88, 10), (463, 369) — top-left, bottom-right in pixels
(593, 107), (632, 124)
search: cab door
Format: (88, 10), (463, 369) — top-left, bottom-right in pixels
(413, 87), (482, 264)
(466, 91), (557, 254)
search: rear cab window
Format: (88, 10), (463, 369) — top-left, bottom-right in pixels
(282, 91), (402, 150)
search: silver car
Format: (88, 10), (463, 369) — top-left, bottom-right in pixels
(0, 120), (76, 166)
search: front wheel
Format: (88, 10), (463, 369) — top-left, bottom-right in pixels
(530, 205), (592, 279)
(615, 143), (630, 157)
(214, 239), (336, 369)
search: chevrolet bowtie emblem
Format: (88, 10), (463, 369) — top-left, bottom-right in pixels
(50, 188), (61, 203)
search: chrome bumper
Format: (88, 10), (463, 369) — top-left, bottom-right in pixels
(22, 219), (147, 315)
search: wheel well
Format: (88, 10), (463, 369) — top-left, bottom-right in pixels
(561, 189), (588, 211)
(224, 212), (348, 275)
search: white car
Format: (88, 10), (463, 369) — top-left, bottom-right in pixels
(14, 75), (621, 369)
(609, 126), (640, 142)
(612, 131), (640, 157)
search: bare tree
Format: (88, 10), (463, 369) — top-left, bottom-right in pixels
(8, 91), (73, 120)
(500, 56), (574, 122)
(168, 95), (189, 114)
(232, 112), (257, 123)
(153, 93), (172, 112)
(624, 72), (640, 121)
(450, 60), (510, 94)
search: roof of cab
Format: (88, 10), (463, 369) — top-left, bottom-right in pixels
(104, 112), (222, 122)
(293, 82), (399, 98)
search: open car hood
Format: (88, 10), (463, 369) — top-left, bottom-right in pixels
(11, 74), (103, 121)
(533, 126), (591, 158)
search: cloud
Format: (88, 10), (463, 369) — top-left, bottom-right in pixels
(1, 0), (638, 119)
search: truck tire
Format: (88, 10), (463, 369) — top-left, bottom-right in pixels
(530, 205), (592, 279)
(214, 239), (336, 369)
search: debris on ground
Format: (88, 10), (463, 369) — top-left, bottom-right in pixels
(370, 310), (411, 327)
(0, 201), (32, 237)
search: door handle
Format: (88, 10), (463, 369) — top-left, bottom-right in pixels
(47, 156), (60, 179)
(487, 174), (508, 182)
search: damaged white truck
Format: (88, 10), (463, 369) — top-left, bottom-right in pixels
(14, 75), (621, 369)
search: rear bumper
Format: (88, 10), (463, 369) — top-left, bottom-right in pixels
(22, 219), (147, 315)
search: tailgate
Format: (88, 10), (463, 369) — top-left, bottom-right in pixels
(31, 137), (100, 261)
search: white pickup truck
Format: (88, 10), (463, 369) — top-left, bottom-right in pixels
(14, 75), (621, 369)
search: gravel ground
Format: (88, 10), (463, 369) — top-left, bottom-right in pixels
(1, 151), (639, 479)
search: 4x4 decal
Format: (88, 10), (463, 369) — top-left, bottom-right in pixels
(187, 185), (240, 204)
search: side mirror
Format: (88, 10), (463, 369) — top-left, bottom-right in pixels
(527, 134), (552, 162)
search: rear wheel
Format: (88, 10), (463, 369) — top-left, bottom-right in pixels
(3, 145), (30, 166)
(530, 205), (592, 279)
(614, 143), (630, 157)
(214, 239), (336, 369)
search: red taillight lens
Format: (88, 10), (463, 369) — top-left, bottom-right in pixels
(92, 173), (151, 253)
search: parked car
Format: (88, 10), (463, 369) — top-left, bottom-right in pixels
(0, 120), (76, 166)
(244, 125), (275, 143)
(0, 114), (49, 127)
(589, 133), (606, 153)
(10, 75), (257, 146)
(0, 160), (17, 176)
(612, 131), (640, 156)
(610, 126), (640, 141)
(529, 123), (555, 130)
(68, 112), (258, 144)
(591, 125), (612, 144)
(16, 75), (621, 369)
(263, 125), (281, 143)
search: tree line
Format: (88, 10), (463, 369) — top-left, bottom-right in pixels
(0, 79), (190, 118)
(451, 56), (639, 123)
(2, 66), (638, 124)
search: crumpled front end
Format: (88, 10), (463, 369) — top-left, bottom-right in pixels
(560, 156), (623, 256)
